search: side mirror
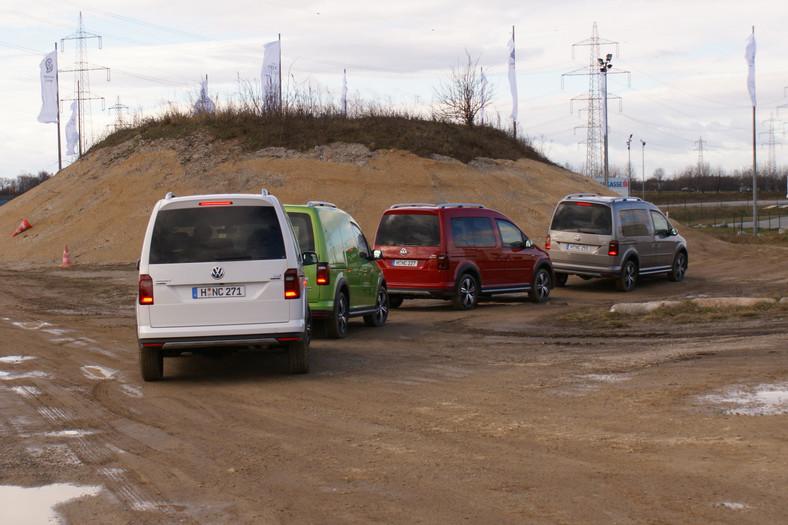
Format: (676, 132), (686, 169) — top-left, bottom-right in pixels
(301, 251), (318, 266)
(372, 249), (383, 260)
(525, 239), (533, 249)
(669, 227), (677, 236)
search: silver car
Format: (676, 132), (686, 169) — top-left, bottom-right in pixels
(545, 194), (688, 292)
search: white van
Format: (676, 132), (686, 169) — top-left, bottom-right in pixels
(135, 190), (315, 381)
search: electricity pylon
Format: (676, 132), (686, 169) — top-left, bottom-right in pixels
(59, 12), (110, 156)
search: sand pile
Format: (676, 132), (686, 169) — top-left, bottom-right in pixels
(1, 133), (607, 268)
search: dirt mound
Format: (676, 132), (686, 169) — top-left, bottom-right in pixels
(2, 132), (786, 293)
(0, 134), (602, 267)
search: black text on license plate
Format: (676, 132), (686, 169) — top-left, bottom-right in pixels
(393, 259), (418, 267)
(193, 285), (246, 299)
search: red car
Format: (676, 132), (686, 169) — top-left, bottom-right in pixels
(372, 203), (553, 309)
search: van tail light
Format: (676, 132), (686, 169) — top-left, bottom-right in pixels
(315, 262), (330, 285)
(139, 274), (154, 305)
(284, 268), (301, 299)
(437, 253), (449, 270)
(545, 234), (551, 250)
(608, 240), (619, 256)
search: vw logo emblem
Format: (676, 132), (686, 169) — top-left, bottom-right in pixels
(211, 266), (225, 280)
(574, 234), (581, 242)
(400, 248), (408, 256)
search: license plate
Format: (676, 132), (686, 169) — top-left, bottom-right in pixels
(565, 243), (591, 252)
(392, 259), (418, 267)
(192, 285), (246, 299)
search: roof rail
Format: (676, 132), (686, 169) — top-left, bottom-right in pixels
(564, 193), (598, 199)
(437, 203), (486, 209)
(165, 192), (175, 200)
(389, 203), (437, 209)
(306, 201), (337, 208)
(612, 196), (642, 202)
(261, 189), (269, 196)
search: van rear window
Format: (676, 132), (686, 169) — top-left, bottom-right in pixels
(149, 206), (285, 264)
(550, 202), (612, 235)
(375, 213), (440, 246)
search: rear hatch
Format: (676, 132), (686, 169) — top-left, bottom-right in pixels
(548, 201), (613, 265)
(148, 261), (289, 328)
(373, 211), (444, 286)
(145, 199), (292, 328)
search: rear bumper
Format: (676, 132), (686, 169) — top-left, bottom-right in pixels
(138, 331), (306, 351)
(552, 261), (622, 278)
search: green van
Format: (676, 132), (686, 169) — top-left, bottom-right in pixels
(285, 202), (388, 338)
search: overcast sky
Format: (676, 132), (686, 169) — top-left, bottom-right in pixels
(2, 0), (786, 182)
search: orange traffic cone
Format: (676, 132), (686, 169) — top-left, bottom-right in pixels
(12, 219), (31, 237)
(61, 244), (72, 267)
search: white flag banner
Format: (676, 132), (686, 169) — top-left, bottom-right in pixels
(507, 37), (518, 121)
(194, 77), (215, 114)
(745, 33), (756, 106)
(37, 50), (59, 124)
(480, 71), (488, 124)
(262, 40), (281, 110)
(65, 100), (79, 155)
(341, 70), (348, 116)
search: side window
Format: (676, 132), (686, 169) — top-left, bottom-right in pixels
(496, 219), (525, 248)
(470, 217), (497, 247)
(350, 222), (371, 258)
(451, 217), (474, 247)
(286, 212), (315, 252)
(650, 210), (671, 236)
(450, 217), (496, 248)
(619, 209), (651, 237)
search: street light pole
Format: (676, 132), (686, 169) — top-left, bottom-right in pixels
(640, 139), (646, 200)
(627, 134), (633, 197)
(598, 54), (613, 188)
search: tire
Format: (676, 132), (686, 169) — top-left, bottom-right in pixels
(452, 272), (479, 310)
(364, 286), (389, 327)
(388, 295), (404, 309)
(139, 345), (163, 382)
(326, 290), (349, 339)
(668, 251), (687, 282)
(615, 259), (638, 292)
(528, 267), (552, 303)
(554, 272), (568, 287)
(287, 338), (309, 374)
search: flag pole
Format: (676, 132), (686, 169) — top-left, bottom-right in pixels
(751, 26), (758, 235)
(55, 42), (62, 171)
(512, 25), (516, 139)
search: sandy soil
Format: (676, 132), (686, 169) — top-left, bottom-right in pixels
(0, 137), (786, 523)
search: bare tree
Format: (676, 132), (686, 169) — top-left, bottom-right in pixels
(433, 50), (494, 127)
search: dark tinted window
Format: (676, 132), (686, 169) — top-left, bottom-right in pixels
(496, 219), (525, 248)
(550, 202), (612, 235)
(451, 217), (496, 248)
(375, 213), (440, 246)
(619, 209), (652, 237)
(650, 210), (671, 235)
(287, 212), (315, 252)
(150, 205), (285, 264)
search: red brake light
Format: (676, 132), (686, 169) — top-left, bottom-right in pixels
(198, 201), (233, 206)
(316, 262), (330, 285)
(437, 253), (449, 270)
(545, 234), (551, 250)
(284, 268), (300, 299)
(608, 240), (619, 256)
(576, 202), (591, 206)
(139, 274), (154, 305)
